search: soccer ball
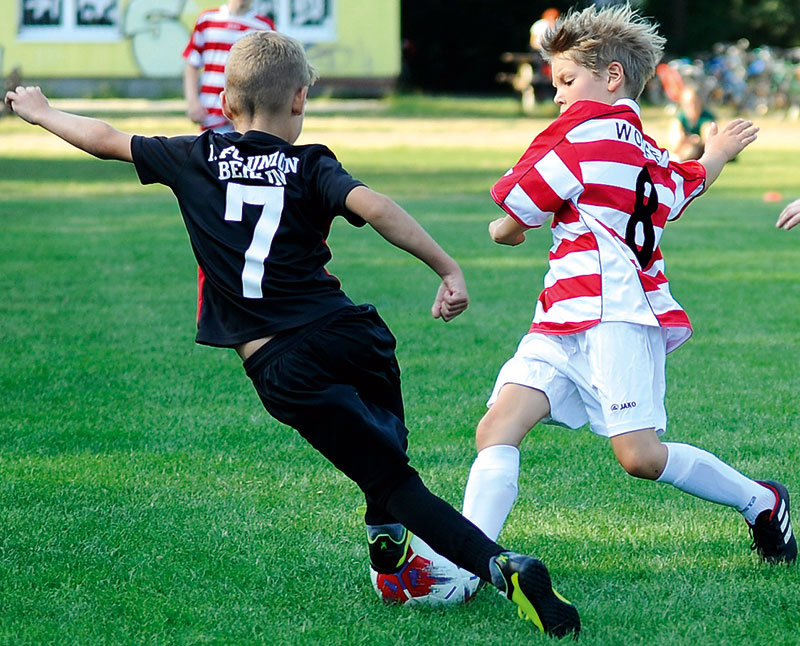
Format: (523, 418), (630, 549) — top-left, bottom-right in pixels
(370, 535), (481, 606)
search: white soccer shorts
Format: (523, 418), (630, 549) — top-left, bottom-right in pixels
(487, 321), (668, 438)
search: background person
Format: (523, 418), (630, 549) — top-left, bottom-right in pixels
(669, 84), (716, 160)
(183, 0), (274, 132)
(529, 7), (560, 52)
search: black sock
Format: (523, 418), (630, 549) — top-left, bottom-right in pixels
(381, 474), (504, 581)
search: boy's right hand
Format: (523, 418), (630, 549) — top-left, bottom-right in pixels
(6, 85), (133, 162)
(4, 86), (50, 125)
(186, 98), (207, 125)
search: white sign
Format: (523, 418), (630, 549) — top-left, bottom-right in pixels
(259, 0), (336, 43)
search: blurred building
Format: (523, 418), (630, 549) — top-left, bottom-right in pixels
(1, 0), (400, 97)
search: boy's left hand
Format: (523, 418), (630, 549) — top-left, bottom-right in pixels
(432, 273), (469, 322)
(704, 118), (759, 162)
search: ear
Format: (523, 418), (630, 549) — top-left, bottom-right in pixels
(606, 61), (625, 93)
(220, 90), (235, 120)
(291, 86), (308, 116)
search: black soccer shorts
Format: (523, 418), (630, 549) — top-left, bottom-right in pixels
(243, 304), (417, 504)
(244, 304), (506, 578)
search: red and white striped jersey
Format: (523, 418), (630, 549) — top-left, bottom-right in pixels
(491, 98), (706, 353)
(183, 6), (274, 131)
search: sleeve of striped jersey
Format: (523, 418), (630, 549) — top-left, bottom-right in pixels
(490, 142), (582, 229)
(666, 159), (706, 221)
(182, 21), (203, 66)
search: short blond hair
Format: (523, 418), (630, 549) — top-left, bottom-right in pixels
(540, 4), (665, 100)
(225, 31), (319, 118)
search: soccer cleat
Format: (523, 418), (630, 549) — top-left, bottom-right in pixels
(749, 480), (797, 564)
(490, 552), (580, 639)
(366, 523), (412, 574)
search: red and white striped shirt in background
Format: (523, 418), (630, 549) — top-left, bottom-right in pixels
(183, 6), (274, 131)
(491, 98), (706, 354)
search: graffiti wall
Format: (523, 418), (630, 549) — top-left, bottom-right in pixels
(2, 0), (399, 82)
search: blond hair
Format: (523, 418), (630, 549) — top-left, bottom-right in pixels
(225, 31), (319, 118)
(540, 4), (665, 99)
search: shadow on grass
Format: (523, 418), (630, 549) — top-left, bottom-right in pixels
(0, 156), (135, 184)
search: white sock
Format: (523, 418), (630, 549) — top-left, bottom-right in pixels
(462, 444), (520, 542)
(656, 442), (775, 523)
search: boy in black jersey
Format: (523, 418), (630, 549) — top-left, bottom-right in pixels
(5, 31), (580, 638)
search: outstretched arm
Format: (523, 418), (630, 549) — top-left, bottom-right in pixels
(777, 198), (800, 231)
(697, 118), (758, 190)
(345, 186), (469, 322)
(4, 86), (133, 162)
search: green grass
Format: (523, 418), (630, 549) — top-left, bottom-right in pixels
(1, 97), (799, 645)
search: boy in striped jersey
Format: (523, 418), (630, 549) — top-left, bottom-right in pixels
(462, 4), (795, 564)
(183, 0), (274, 132)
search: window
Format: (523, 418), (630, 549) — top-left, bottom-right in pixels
(19, 0), (120, 42)
(266, 0), (336, 43)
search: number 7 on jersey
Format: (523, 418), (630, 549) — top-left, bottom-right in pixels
(224, 183), (284, 298)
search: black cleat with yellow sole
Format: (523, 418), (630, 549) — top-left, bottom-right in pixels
(490, 552), (580, 639)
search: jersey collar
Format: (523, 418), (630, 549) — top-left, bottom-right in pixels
(238, 130), (293, 146)
(614, 97), (641, 115)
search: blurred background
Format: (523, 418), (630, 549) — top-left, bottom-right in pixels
(402, 0), (800, 93)
(2, 0), (800, 101)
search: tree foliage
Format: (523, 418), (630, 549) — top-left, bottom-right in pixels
(641, 0), (800, 56)
(400, 0), (800, 92)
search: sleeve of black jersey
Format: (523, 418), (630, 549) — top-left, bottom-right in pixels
(311, 148), (367, 227)
(131, 135), (198, 187)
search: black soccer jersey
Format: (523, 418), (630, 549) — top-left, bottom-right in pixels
(131, 130), (365, 347)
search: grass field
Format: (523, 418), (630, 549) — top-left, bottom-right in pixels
(1, 95), (799, 645)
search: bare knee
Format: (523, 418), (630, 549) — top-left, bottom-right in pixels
(475, 414), (509, 451)
(617, 449), (666, 480)
(611, 430), (668, 480)
(474, 384), (550, 451)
